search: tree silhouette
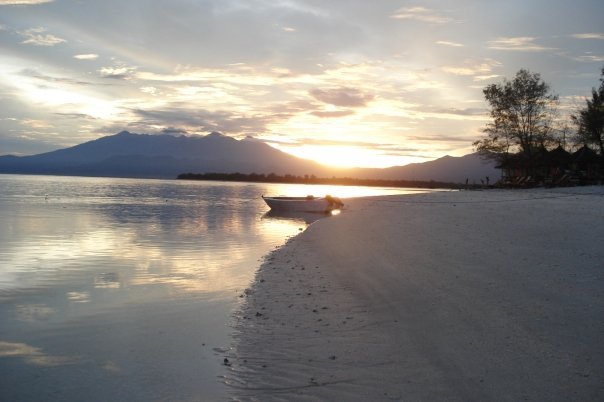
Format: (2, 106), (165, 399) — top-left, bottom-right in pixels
(572, 66), (604, 161)
(474, 69), (559, 171)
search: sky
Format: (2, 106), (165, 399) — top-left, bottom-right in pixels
(1, 0), (603, 168)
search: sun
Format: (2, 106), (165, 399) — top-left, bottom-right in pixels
(272, 143), (420, 169)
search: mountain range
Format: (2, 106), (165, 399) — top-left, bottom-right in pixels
(0, 131), (499, 183)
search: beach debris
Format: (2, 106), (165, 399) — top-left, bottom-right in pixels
(255, 312), (263, 317)
(329, 355), (337, 360)
(223, 358), (231, 366)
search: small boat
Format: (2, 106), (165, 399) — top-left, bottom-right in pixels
(262, 195), (344, 213)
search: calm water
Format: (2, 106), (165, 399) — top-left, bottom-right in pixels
(0, 174), (428, 401)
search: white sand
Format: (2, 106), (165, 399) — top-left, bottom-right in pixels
(227, 187), (604, 401)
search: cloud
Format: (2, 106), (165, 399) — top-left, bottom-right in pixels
(140, 86), (158, 95)
(574, 54), (604, 62)
(436, 40), (464, 47)
(407, 133), (476, 143)
(53, 112), (97, 120)
(487, 37), (554, 51)
(264, 136), (403, 150)
(390, 6), (452, 24)
(309, 87), (374, 107)
(571, 33), (604, 40)
(21, 119), (52, 129)
(161, 127), (189, 136)
(74, 54), (99, 60)
(473, 74), (500, 82)
(407, 105), (487, 122)
(442, 67), (482, 76)
(98, 66), (137, 80)
(0, 0), (52, 4)
(19, 68), (92, 86)
(131, 106), (271, 134)
(441, 59), (501, 76)
(18, 27), (66, 46)
(310, 110), (355, 118)
(428, 107), (485, 117)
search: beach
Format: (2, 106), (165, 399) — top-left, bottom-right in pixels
(228, 187), (604, 401)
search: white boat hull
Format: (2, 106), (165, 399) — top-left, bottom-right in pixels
(262, 196), (343, 213)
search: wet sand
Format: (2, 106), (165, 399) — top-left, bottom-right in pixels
(227, 187), (604, 401)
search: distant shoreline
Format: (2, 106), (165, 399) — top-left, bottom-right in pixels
(176, 172), (465, 189)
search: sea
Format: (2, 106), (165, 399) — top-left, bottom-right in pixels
(0, 174), (431, 401)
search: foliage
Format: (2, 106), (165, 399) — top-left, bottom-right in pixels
(474, 69), (559, 166)
(571, 66), (604, 158)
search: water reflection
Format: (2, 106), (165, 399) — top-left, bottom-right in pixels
(0, 340), (80, 367)
(262, 210), (328, 225)
(14, 304), (56, 322)
(94, 272), (120, 289)
(0, 174), (430, 400)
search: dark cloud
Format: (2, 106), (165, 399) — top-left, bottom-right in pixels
(309, 87), (374, 107)
(161, 127), (188, 136)
(131, 106), (271, 135)
(53, 112), (97, 120)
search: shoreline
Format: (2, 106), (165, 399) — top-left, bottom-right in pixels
(226, 187), (604, 401)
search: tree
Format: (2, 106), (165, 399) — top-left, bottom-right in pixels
(572, 66), (604, 158)
(474, 69), (559, 167)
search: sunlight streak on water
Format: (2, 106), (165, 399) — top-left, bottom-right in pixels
(263, 182), (434, 198)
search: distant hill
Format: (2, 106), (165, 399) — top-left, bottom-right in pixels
(0, 131), (499, 183)
(380, 153), (500, 184)
(0, 131), (328, 179)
